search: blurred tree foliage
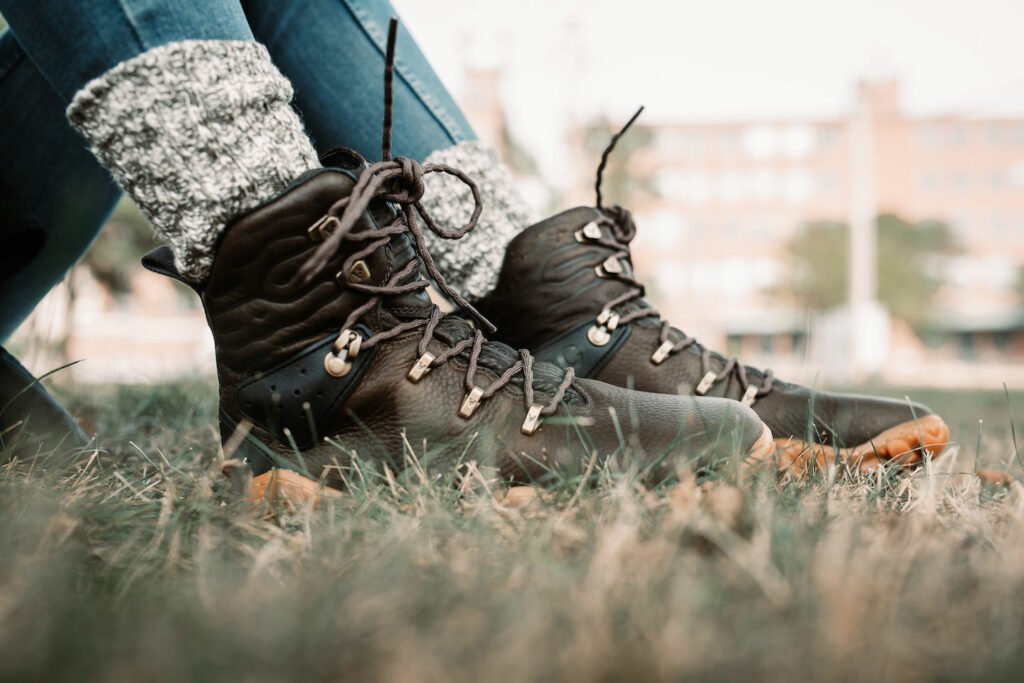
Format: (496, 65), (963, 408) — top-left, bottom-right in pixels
(82, 199), (156, 295)
(787, 214), (955, 327)
(499, 121), (539, 177)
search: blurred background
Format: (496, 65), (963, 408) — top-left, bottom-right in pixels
(8, 0), (1024, 389)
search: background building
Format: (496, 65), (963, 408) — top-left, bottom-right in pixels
(9, 1), (1024, 389)
(556, 80), (1024, 385)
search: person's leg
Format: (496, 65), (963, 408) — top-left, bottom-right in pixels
(0, 31), (120, 341)
(243, 0), (533, 301)
(0, 0), (319, 284)
(243, 0), (472, 162)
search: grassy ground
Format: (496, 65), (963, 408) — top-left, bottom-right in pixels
(1, 380), (1023, 682)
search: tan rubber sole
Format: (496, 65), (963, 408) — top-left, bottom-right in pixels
(250, 468), (343, 507)
(246, 426), (778, 504)
(775, 414), (951, 476)
(745, 424), (777, 467)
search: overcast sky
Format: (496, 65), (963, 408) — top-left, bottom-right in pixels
(394, 0), (1024, 180)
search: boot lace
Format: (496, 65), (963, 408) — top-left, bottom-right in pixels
(582, 107), (774, 406)
(295, 18), (574, 435)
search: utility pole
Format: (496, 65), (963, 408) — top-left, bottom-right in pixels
(846, 88), (882, 383)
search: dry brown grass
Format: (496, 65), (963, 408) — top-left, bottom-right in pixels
(0, 381), (1022, 682)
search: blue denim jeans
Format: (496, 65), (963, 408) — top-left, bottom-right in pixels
(0, 0), (476, 340)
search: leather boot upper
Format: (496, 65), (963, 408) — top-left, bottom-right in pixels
(477, 206), (939, 452)
(145, 156), (769, 485)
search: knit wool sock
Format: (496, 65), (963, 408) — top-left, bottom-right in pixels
(67, 40), (319, 283)
(419, 141), (535, 301)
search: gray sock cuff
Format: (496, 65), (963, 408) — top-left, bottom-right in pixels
(68, 40), (319, 282)
(419, 141), (534, 301)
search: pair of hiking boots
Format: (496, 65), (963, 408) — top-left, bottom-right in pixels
(140, 25), (948, 496)
(139, 148), (947, 497)
(7, 21), (949, 495)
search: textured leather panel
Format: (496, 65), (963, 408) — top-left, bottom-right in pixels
(593, 324), (933, 448)
(234, 330), (767, 484)
(533, 319), (631, 377)
(203, 169), (393, 383)
(484, 206), (936, 451)
(236, 326), (376, 450)
(477, 206), (639, 349)
(192, 170), (766, 483)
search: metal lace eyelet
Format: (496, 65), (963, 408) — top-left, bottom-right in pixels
(573, 221), (603, 243)
(307, 215), (340, 242)
(601, 256), (623, 274)
(324, 351), (352, 377)
(695, 370), (717, 395)
(521, 403), (544, 435)
(332, 329), (361, 358)
(741, 385), (759, 407)
(595, 310), (620, 332)
(348, 260), (372, 283)
(336, 261), (373, 287)
(587, 324), (611, 346)
(407, 351), (435, 383)
(651, 340), (674, 365)
(458, 386), (485, 418)
(324, 329), (361, 378)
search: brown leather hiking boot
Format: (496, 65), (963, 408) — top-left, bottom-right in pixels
(476, 114), (949, 476)
(139, 22), (771, 495)
(143, 152), (771, 492)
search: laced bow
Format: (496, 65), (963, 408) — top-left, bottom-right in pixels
(296, 18), (574, 432)
(585, 107), (774, 406)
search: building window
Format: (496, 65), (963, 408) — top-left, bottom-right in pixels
(993, 331), (1010, 351)
(958, 333), (975, 360)
(793, 333), (807, 356)
(727, 335), (742, 356)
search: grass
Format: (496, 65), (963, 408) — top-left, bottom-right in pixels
(1, 380), (1023, 682)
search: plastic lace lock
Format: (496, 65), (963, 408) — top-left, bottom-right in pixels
(521, 403), (544, 435)
(407, 351), (435, 383)
(695, 370), (717, 395)
(573, 221), (603, 243)
(741, 385), (759, 407)
(458, 386), (485, 418)
(307, 215), (340, 242)
(651, 340), (674, 365)
(324, 329), (362, 378)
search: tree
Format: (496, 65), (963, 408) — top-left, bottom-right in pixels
(82, 198), (156, 296)
(786, 214), (955, 327)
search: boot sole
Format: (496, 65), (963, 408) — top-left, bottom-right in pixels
(250, 469), (343, 507)
(746, 423), (777, 467)
(775, 414), (950, 476)
(247, 424), (779, 502)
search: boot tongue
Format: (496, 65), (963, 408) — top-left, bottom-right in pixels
(322, 147), (432, 318)
(432, 315), (582, 404)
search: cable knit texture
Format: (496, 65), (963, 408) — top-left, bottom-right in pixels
(419, 141), (534, 300)
(67, 40), (319, 282)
